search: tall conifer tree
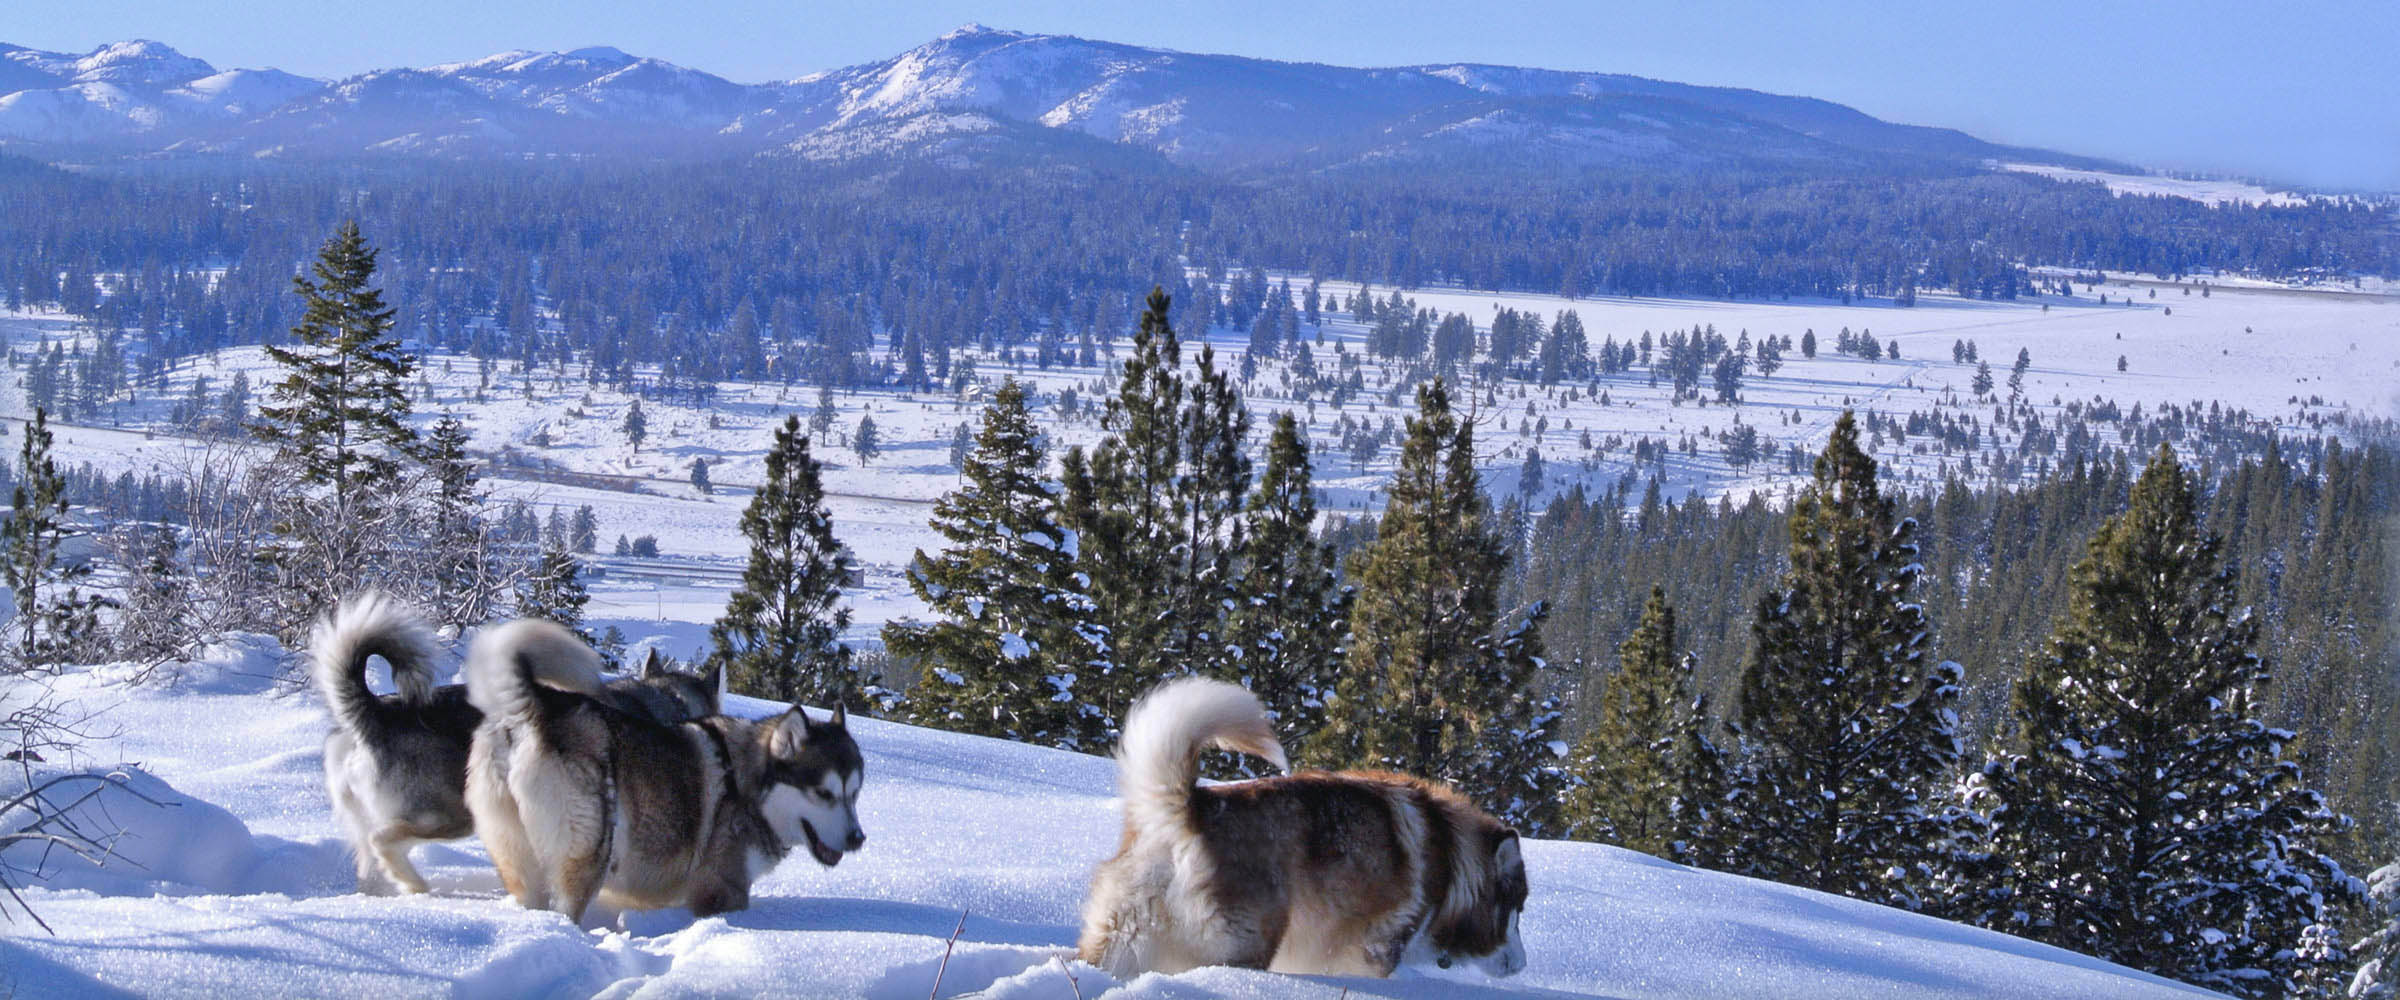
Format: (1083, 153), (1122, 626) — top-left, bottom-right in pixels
(254, 221), (416, 506)
(1064, 286), (1251, 725)
(1312, 380), (1557, 827)
(1227, 411), (1349, 754)
(887, 380), (1108, 748)
(709, 415), (858, 706)
(1563, 586), (1700, 856)
(1713, 411), (1966, 910)
(252, 222), (420, 625)
(1975, 444), (2356, 997)
(3, 408), (107, 669)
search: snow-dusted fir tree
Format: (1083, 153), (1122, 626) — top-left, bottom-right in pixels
(1311, 380), (1559, 830)
(1974, 443), (2357, 998)
(515, 542), (590, 642)
(3, 408), (109, 670)
(1668, 692), (1736, 868)
(423, 416), (504, 630)
(1062, 286), (1250, 724)
(1711, 411), (1966, 910)
(252, 222), (420, 626)
(621, 398), (647, 451)
(1225, 411), (1349, 755)
(2354, 860), (2400, 999)
(254, 221), (417, 503)
(709, 415), (859, 706)
(886, 379), (1109, 748)
(1563, 586), (1701, 856)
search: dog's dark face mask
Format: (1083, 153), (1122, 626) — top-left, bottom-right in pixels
(1433, 831), (1529, 977)
(762, 703), (866, 867)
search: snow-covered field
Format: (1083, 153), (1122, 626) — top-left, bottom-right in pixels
(1996, 162), (2318, 209)
(6, 275), (2395, 643)
(0, 638), (2226, 999)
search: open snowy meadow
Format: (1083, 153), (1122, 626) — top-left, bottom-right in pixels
(1, 637), (2226, 999)
(7, 273), (2395, 644)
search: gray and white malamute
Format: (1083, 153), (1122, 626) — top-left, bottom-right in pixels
(1078, 677), (1529, 979)
(462, 618), (865, 922)
(312, 593), (720, 894)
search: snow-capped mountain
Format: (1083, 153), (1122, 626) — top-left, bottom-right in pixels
(0, 40), (246, 144)
(0, 27), (2115, 171)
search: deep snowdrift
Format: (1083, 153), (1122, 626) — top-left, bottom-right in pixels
(0, 638), (2222, 998)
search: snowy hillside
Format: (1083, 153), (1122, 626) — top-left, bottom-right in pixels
(0, 638), (2226, 999)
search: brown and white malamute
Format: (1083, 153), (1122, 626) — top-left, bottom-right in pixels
(462, 618), (865, 923)
(1078, 677), (1529, 979)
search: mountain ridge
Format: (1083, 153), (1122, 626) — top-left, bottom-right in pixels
(0, 27), (2129, 174)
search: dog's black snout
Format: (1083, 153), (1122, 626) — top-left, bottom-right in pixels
(845, 829), (866, 850)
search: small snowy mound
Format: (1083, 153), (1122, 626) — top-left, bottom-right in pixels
(1, 764), (349, 899)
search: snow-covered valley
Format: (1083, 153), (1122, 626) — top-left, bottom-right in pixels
(6, 273), (2394, 650)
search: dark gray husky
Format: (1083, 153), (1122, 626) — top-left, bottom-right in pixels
(313, 592), (719, 893)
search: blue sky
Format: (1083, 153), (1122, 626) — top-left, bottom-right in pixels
(13, 1), (2396, 191)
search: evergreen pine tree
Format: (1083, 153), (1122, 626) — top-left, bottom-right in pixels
(853, 415), (880, 465)
(708, 415), (858, 706)
(1974, 444), (2358, 997)
(254, 221), (417, 505)
(1562, 586), (1700, 856)
(1226, 412), (1349, 755)
(622, 399), (647, 450)
(1311, 380), (1558, 829)
(516, 542), (590, 641)
(3, 409), (108, 669)
(570, 505), (599, 554)
(252, 222), (419, 623)
(1063, 286), (1252, 725)
(885, 379), (1108, 747)
(424, 415), (501, 629)
(1712, 411), (1966, 910)
(1972, 361), (1995, 398)
(1668, 693), (1737, 867)
(2354, 860), (2400, 999)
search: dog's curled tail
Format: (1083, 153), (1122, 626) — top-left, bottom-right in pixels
(463, 618), (605, 720)
(312, 592), (441, 734)
(1117, 677), (1288, 834)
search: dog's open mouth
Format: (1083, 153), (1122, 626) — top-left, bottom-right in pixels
(800, 820), (845, 867)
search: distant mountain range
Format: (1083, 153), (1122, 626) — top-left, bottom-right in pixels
(0, 26), (2123, 173)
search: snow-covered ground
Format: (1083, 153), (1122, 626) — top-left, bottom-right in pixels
(5, 275), (2395, 643)
(0, 638), (2227, 999)
(1996, 162), (2317, 209)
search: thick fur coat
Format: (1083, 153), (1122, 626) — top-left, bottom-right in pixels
(313, 594), (719, 893)
(462, 619), (864, 922)
(1078, 677), (1530, 979)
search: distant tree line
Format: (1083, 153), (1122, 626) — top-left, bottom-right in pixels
(0, 153), (2389, 403)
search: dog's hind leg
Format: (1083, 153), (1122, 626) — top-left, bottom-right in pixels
(552, 850), (607, 925)
(470, 782), (547, 910)
(370, 826), (433, 894)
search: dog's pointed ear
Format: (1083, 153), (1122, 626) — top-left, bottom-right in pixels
(704, 660), (725, 698)
(769, 709), (809, 758)
(830, 702), (847, 728)
(1493, 830), (1523, 868)
(640, 647), (664, 679)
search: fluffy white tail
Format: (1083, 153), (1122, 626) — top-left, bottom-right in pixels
(1116, 677), (1288, 835)
(463, 618), (605, 720)
(312, 592), (439, 736)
